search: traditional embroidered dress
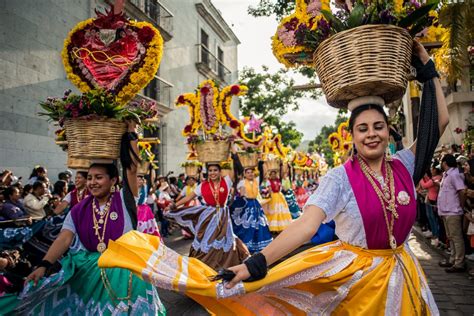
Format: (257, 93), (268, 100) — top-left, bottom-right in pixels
(137, 184), (161, 237)
(231, 179), (273, 253)
(294, 178), (309, 209)
(262, 179), (292, 232)
(166, 176), (249, 269)
(64, 187), (90, 209)
(99, 149), (438, 316)
(0, 190), (166, 315)
(282, 177), (301, 219)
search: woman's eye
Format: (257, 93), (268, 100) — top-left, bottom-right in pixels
(375, 125), (384, 130)
(358, 127), (367, 132)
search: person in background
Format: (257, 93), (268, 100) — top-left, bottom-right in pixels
(438, 154), (467, 272)
(420, 167), (442, 247)
(27, 166), (47, 186)
(54, 171), (89, 215)
(0, 186), (31, 223)
(23, 181), (50, 218)
(168, 177), (180, 199)
(177, 173), (186, 190)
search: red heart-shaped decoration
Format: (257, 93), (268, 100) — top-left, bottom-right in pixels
(62, 9), (163, 104)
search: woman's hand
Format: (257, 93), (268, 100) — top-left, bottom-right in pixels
(26, 267), (46, 286)
(226, 263), (250, 289)
(413, 40), (430, 65)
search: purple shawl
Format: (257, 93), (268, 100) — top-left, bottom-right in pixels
(344, 156), (416, 249)
(70, 191), (125, 252)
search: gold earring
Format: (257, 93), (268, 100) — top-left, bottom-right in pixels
(110, 185), (116, 193)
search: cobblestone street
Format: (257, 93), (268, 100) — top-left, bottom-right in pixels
(158, 231), (474, 315)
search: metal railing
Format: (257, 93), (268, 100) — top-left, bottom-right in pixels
(129, 0), (173, 36)
(196, 44), (232, 82)
(144, 75), (174, 108)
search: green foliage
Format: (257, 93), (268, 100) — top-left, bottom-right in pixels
(309, 110), (349, 167)
(239, 66), (312, 148)
(247, 0), (295, 20)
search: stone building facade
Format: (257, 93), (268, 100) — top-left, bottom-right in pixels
(0, 0), (240, 180)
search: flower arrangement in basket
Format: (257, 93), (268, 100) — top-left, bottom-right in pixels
(40, 89), (158, 161)
(328, 120), (352, 162)
(181, 161), (203, 177)
(273, 0), (440, 108)
(177, 79), (249, 164)
(137, 139), (159, 175)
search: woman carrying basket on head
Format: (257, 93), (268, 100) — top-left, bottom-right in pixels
(0, 122), (166, 315)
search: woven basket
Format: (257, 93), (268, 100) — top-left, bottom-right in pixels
(238, 152), (259, 169)
(221, 168), (234, 181)
(313, 24), (412, 108)
(195, 140), (230, 164)
(67, 155), (91, 170)
(64, 118), (127, 160)
(184, 165), (200, 177)
(137, 161), (150, 175)
(264, 159), (280, 172)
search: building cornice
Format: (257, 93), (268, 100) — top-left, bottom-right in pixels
(195, 0), (240, 44)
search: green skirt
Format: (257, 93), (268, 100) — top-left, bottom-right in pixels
(0, 251), (166, 315)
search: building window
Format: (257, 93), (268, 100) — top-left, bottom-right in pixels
(201, 29), (209, 66)
(217, 47), (225, 80)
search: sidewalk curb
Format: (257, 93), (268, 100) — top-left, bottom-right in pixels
(412, 226), (474, 270)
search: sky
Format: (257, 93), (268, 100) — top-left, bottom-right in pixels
(212, 0), (339, 141)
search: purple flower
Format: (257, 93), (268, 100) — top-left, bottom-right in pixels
(295, 23), (309, 45)
(379, 10), (395, 24)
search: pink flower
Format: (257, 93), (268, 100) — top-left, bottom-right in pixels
(306, 0), (322, 17)
(278, 27), (297, 46)
(230, 85), (240, 95)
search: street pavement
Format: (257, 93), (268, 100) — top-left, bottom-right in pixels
(157, 230), (474, 315)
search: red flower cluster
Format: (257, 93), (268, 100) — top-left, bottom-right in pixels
(200, 87), (210, 94)
(177, 95), (186, 104)
(184, 124), (193, 133)
(230, 85), (240, 95)
(454, 127), (464, 134)
(230, 120), (240, 129)
(138, 26), (156, 43)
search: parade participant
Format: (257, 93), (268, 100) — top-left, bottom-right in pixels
(53, 171), (89, 215)
(262, 170), (292, 233)
(98, 41), (448, 315)
(137, 175), (160, 237)
(167, 163), (249, 269)
(232, 168), (273, 253)
(5, 123), (167, 315)
(23, 182), (50, 218)
(294, 174), (309, 208)
(175, 176), (200, 239)
(282, 173), (301, 219)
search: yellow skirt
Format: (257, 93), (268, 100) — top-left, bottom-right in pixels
(99, 231), (438, 316)
(262, 192), (293, 232)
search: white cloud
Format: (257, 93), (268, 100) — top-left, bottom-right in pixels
(213, 0), (337, 140)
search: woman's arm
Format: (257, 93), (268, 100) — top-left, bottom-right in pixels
(226, 205), (326, 288)
(53, 201), (69, 215)
(26, 229), (75, 285)
(174, 192), (197, 208)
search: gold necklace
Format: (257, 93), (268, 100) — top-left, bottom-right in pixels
(92, 196), (112, 253)
(100, 269), (133, 311)
(209, 178), (222, 209)
(358, 156), (398, 249)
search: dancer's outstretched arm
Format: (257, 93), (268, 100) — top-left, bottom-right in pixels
(226, 205), (326, 288)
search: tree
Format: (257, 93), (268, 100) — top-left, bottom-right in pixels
(248, 0), (295, 20)
(239, 66), (306, 148)
(310, 110), (348, 167)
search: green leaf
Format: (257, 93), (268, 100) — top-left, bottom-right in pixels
(398, 2), (439, 28)
(347, 3), (366, 29)
(321, 10), (345, 33)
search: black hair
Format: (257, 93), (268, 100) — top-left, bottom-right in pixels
(169, 177), (177, 185)
(53, 180), (67, 196)
(3, 186), (19, 200)
(185, 176), (196, 182)
(32, 181), (45, 191)
(207, 163), (222, 171)
(179, 173), (185, 178)
(88, 163), (119, 180)
(348, 104), (389, 132)
(29, 166), (46, 179)
(58, 172), (68, 181)
(22, 184), (32, 197)
(77, 171), (88, 179)
(441, 154), (457, 168)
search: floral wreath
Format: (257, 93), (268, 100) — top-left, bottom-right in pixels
(328, 120), (352, 155)
(61, 7), (164, 105)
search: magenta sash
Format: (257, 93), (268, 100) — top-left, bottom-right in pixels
(344, 157), (416, 249)
(70, 192), (125, 252)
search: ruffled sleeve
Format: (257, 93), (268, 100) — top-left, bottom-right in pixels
(304, 166), (350, 222)
(393, 149), (415, 176)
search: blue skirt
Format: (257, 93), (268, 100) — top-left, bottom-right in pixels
(231, 197), (273, 253)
